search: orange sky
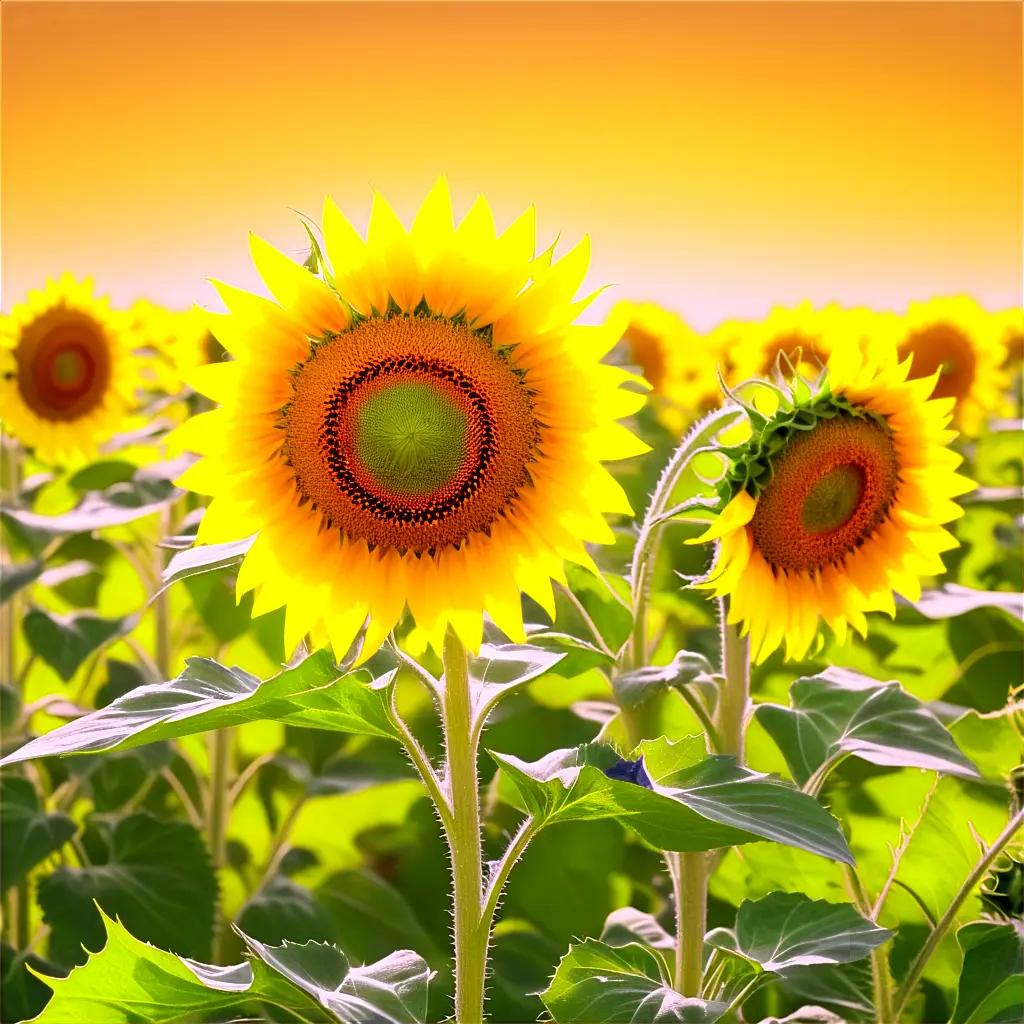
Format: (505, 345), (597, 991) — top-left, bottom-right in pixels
(3, 1), (1021, 328)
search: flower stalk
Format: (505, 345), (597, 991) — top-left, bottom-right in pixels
(441, 628), (487, 1024)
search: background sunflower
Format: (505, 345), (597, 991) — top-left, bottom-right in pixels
(1, 274), (140, 463)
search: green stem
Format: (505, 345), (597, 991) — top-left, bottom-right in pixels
(207, 728), (233, 962)
(2, 440), (23, 691)
(715, 600), (750, 761)
(677, 851), (708, 996)
(154, 505), (173, 678)
(892, 806), (1024, 1020)
(441, 629), (487, 1024)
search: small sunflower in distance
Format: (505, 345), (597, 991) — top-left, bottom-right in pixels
(1, 274), (139, 462)
(128, 300), (213, 397)
(726, 302), (854, 385)
(886, 296), (1010, 436)
(608, 300), (720, 433)
(174, 182), (648, 659)
(691, 338), (974, 663)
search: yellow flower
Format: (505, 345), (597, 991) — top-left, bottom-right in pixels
(607, 300), (719, 432)
(174, 182), (648, 661)
(995, 306), (1024, 367)
(1, 274), (139, 463)
(885, 296), (1010, 436)
(128, 300), (212, 396)
(723, 302), (848, 385)
(691, 338), (973, 663)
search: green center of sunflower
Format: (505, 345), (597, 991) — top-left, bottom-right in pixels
(354, 380), (469, 496)
(801, 464), (864, 533)
(51, 348), (88, 388)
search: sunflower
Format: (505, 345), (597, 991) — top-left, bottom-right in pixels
(1, 274), (139, 462)
(691, 337), (973, 663)
(173, 182), (648, 660)
(607, 300), (719, 432)
(128, 300), (213, 397)
(884, 296), (1010, 436)
(726, 302), (854, 385)
(996, 306), (1024, 367)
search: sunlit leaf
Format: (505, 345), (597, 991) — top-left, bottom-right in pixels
(158, 537), (254, 593)
(0, 650), (398, 766)
(912, 584), (1024, 621)
(0, 777), (76, 888)
(30, 909), (433, 1023)
(541, 938), (728, 1023)
(755, 667), (979, 787)
(1, 560), (43, 604)
(613, 650), (718, 710)
(493, 737), (853, 862)
(705, 892), (891, 975)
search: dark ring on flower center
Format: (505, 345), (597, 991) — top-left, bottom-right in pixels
(320, 356), (495, 524)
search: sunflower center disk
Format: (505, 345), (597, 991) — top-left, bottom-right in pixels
(353, 380), (469, 497)
(282, 314), (539, 554)
(15, 314), (110, 421)
(899, 323), (976, 401)
(751, 415), (899, 574)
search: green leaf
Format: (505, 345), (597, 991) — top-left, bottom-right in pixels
(0, 776), (76, 888)
(493, 738), (854, 862)
(951, 921), (1024, 1024)
(469, 642), (566, 719)
(613, 650), (718, 710)
(22, 609), (137, 683)
(66, 461), (137, 492)
(705, 892), (891, 975)
(541, 938), (728, 1023)
(316, 868), (445, 967)
(31, 909), (433, 1023)
(237, 876), (335, 946)
(755, 667), (978, 787)
(554, 565), (634, 652)
(601, 907), (676, 953)
(37, 813), (218, 965)
(158, 537), (254, 593)
(1, 943), (60, 1024)
(1, 650), (398, 766)
(1, 560), (43, 604)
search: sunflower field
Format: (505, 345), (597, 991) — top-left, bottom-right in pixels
(0, 179), (1021, 1024)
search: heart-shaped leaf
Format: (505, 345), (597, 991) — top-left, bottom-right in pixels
(468, 642), (566, 723)
(158, 537), (254, 594)
(951, 921), (1023, 1024)
(0, 777), (76, 889)
(912, 584), (1024, 620)
(755, 667), (978, 788)
(37, 813), (217, 964)
(705, 892), (891, 976)
(1, 650), (397, 767)
(493, 737), (853, 863)
(22, 610), (137, 683)
(541, 938), (728, 1023)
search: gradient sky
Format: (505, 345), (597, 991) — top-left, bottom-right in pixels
(3, 1), (1021, 328)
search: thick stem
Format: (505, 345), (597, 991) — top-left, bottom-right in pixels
(715, 600), (750, 761)
(442, 629), (487, 1024)
(892, 806), (1024, 1020)
(1, 441), (23, 691)
(207, 728), (233, 962)
(677, 851), (708, 996)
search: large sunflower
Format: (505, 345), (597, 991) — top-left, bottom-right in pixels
(884, 296), (1009, 436)
(174, 182), (647, 660)
(1, 274), (139, 462)
(692, 338), (973, 663)
(607, 300), (719, 432)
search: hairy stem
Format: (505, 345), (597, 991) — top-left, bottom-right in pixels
(442, 628), (487, 1024)
(892, 806), (1024, 1020)
(677, 851), (708, 995)
(715, 600), (750, 761)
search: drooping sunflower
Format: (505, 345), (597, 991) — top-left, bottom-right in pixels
(128, 300), (213, 397)
(691, 337), (973, 663)
(607, 300), (719, 432)
(884, 296), (1010, 436)
(1, 274), (139, 462)
(174, 182), (648, 660)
